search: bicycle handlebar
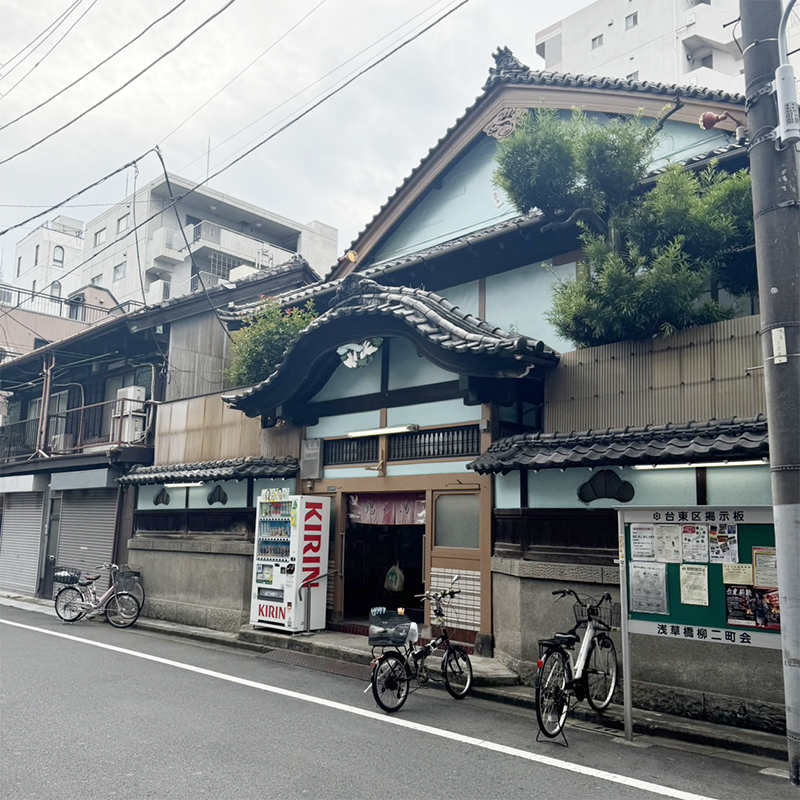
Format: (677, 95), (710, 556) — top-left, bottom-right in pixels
(552, 588), (613, 608)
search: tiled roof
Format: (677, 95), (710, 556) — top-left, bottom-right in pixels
(225, 276), (559, 415)
(337, 47), (745, 259)
(119, 457), (298, 485)
(467, 415), (768, 474)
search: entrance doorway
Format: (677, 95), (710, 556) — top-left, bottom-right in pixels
(343, 522), (424, 622)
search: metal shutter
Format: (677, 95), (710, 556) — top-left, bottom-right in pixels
(0, 492), (44, 594)
(58, 489), (118, 588)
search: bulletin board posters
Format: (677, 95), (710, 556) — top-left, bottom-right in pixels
(680, 564), (709, 606)
(654, 525), (682, 563)
(630, 524), (656, 560)
(681, 525), (709, 563)
(709, 524), (739, 563)
(753, 547), (778, 589)
(630, 562), (668, 614)
(722, 563), (753, 585)
(726, 585), (780, 631)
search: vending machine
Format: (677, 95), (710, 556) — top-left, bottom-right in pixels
(250, 490), (331, 632)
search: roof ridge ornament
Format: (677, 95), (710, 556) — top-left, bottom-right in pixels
(486, 47), (531, 87)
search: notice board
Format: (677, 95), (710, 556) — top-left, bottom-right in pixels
(620, 507), (779, 650)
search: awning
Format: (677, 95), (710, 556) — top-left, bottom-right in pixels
(119, 457), (298, 485)
(468, 415), (768, 475)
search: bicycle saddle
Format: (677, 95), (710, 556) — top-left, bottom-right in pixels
(82, 574), (101, 582)
(539, 632), (579, 647)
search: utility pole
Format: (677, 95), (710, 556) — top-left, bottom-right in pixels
(739, 0), (800, 786)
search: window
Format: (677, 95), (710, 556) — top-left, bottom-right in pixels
(591, 34), (604, 49)
(434, 494), (479, 549)
(53, 245), (64, 268)
(700, 53), (713, 69)
(51, 281), (61, 298)
(625, 12), (638, 29)
(113, 261), (126, 282)
(117, 214), (129, 233)
(626, 71), (640, 81)
(34, 244), (39, 265)
(16, 256), (21, 277)
(93, 228), (106, 247)
(91, 274), (103, 286)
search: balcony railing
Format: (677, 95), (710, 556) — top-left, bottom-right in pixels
(0, 398), (152, 463)
(0, 284), (117, 324)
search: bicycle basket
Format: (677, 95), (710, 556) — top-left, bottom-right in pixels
(53, 567), (81, 585)
(368, 609), (418, 646)
(117, 567), (142, 592)
(573, 600), (621, 629)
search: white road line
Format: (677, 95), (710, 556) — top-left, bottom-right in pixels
(1, 618), (716, 800)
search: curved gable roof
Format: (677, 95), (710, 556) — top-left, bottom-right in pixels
(328, 47), (745, 281)
(224, 275), (558, 419)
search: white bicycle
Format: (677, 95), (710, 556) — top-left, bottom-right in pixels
(54, 563), (141, 629)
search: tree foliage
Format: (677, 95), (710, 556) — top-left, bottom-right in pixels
(493, 109), (756, 347)
(227, 299), (316, 387)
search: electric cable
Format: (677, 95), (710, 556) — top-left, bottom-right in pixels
(158, 0), (328, 146)
(0, 0), (189, 132)
(0, 0), (100, 100)
(0, 0), (240, 166)
(177, 0), (452, 175)
(0, 0), (81, 76)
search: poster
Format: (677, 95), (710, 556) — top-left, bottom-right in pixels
(630, 524), (656, 560)
(726, 585), (780, 631)
(722, 563), (753, 585)
(654, 524), (682, 563)
(753, 547), (778, 589)
(680, 564), (709, 606)
(709, 524), (739, 563)
(681, 525), (709, 563)
(630, 562), (668, 614)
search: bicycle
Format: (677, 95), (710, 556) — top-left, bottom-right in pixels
(53, 563), (142, 629)
(368, 575), (473, 713)
(534, 589), (620, 742)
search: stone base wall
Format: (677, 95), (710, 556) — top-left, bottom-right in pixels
(128, 538), (253, 633)
(493, 557), (785, 734)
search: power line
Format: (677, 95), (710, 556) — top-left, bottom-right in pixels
(0, 0), (189, 132)
(177, 0), (452, 175)
(0, 0), (100, 100)
(0, 0), (81, 75)
(0, 0), (240, 166)
(158, 0), (328, 146)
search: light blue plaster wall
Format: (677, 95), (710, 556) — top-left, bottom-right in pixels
(507, 467), (698, 510)
(323, 467), (377, 479)
(311, 354), (382, 401)
(373, 137), (516, 263)
(387, 399), (480, 427)
(485, 260), (576, 353)
(306, 409), (381, 439)
(706, 465), (772, 506)
(651, 120), (731, 170)
(436, 280), (480, 318)
(495, 472), (521, 508)
(388, 338), (455, 390)
(386, 461), (473, 477)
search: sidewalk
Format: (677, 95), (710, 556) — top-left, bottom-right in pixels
(1, 591), (787, 763)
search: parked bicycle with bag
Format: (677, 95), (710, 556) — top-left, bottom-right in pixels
(368, 575), (473, 713)
(535, 589), (620, 741)
(53, 563), (141, 629)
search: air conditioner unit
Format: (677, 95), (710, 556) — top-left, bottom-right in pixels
(299, 438), (323, 480)
(230, 265), (259, 282)
(112, 386), (147, 444)
(51, 433), (75, 453)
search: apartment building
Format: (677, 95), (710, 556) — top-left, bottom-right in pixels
(77, 174), (338, 306)
(536, 0), (800, 94)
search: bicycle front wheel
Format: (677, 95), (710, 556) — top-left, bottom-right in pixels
(584, 634), (618, 712)
(442, 646), (473, 699)
(371, 652), (410, 713)
(535, 649), (571, 738)
(55, 586), (85, 622)
(105, 592), (141, 629)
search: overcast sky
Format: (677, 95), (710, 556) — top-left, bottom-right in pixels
(0, 0), (593, 280)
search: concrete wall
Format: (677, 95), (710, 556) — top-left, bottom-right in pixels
(492, 557), (785, 733)
(128, 539), (252, 633)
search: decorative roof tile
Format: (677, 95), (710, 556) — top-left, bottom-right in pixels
(467, 415), (768, 474)
(119, 457), (298, 485)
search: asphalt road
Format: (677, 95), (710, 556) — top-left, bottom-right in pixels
(0, 602), (794, 800)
